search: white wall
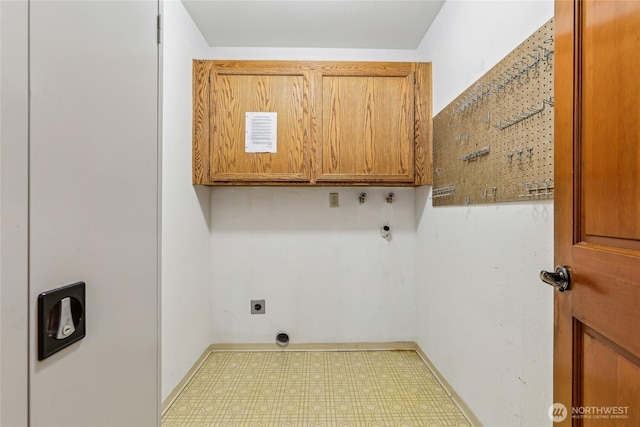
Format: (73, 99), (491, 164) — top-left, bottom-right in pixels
(414, 1), (555, 426)
(162, 0), (213, 401)
(209, 47), (419, 62)
(210, 187), (416, 344)
(206, 47), (421, 346)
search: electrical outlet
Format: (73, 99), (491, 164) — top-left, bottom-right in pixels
(251, 299), (265, 314)
(329, 192), (339, 208)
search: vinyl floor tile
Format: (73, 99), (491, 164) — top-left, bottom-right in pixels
(163, 351), (471, 427)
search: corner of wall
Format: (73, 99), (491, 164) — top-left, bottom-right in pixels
(412, 1), (554, 425)
(161, 0), (214, 401)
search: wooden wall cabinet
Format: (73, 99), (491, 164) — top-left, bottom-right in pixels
(193, 60), (432, 186)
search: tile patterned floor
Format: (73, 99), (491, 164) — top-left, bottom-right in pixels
(162, 350), (472, 427)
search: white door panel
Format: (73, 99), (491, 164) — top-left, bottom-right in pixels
(29, 1), (160, 426)
(1, 1), (30, 425)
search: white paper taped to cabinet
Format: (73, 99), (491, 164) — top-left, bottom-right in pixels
(245, 112), (277, 153)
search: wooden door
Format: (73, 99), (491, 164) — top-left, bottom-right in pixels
(554, 0), (640, 425)
(316, 63), (416, 183)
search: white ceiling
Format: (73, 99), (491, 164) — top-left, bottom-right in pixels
(181, 0), (446, 49)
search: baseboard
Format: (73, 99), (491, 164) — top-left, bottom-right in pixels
(161, 344), (215, 416)
(413, 344), (483, 427)
(162, 341), (482, 426)
(210, 341), (416, 352)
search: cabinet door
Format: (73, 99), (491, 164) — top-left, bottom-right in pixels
(316, 64), (415, 183)
(208, 62), (311, 182)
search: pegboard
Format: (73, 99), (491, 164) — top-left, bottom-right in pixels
(432, 19), (554, 206)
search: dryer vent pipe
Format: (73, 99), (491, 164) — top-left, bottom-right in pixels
(276, 331), (289, 347)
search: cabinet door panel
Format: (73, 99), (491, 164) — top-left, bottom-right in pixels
(193, 60), (431, 186)
(318, 73), (414, 182)
(210, 70), (310, 182)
